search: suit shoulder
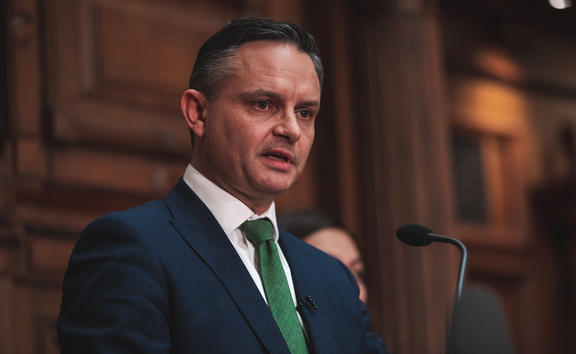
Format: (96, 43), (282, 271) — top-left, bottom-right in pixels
(88, 199), (170, 230)
(77, 200), (175, 250)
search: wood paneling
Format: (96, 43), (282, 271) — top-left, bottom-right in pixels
(441, 1), (576, 352)
(28, 237), (75, 274)
(3, 0), (569, 353)
(349, 2), (457, 353)
(12, 280), (61, 354)
(46, 0), (241, 154)
(0, 276), (14, 354)
(3, 1), (291, 353)
(51, 147), (184, 194)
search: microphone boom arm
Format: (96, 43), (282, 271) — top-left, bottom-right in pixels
(429, 233), (468, 300)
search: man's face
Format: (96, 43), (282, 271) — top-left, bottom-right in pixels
(189, 41), (321, 213)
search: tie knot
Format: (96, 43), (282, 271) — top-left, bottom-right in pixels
(241, 218), (275, 246)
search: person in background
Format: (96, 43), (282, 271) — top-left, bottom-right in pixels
(279, 209), (368, 304)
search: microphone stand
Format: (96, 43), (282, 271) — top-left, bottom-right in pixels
(429, 233), (468, 300)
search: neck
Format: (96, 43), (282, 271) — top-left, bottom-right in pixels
(189, 160), (275, 216)
(246, 201), (274, 216)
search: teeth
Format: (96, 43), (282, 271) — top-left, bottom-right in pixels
(266, 153), (288, 162)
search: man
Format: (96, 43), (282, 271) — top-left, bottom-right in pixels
(58, 17), (387, 354)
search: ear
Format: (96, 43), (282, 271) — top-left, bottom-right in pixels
(181, 89), (208, 138)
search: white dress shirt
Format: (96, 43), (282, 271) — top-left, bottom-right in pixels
(182, 164), (299, 308)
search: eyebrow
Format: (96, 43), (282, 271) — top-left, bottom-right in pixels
(239, 89), (320, 108)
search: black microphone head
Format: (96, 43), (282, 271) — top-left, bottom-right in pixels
(396, 224), (433, 246)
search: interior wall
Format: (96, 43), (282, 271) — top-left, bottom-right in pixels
(2, 0), (575, 353)
(1, 1), (314, 353)
(441, 1), (576, 352)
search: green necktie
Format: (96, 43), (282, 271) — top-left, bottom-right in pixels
(240, 218), (308, 354)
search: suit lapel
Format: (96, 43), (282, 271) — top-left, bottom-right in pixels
(163, 179), (290, 354)
(279, 232), (339, 354)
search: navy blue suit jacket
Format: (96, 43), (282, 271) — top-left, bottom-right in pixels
(58, 179), (387, 353)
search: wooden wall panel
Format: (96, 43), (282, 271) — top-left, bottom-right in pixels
(0, 276), (14, 354)
(348, 2), (458, 353)
(9, 1), (43, 138)
(47, 0), (241, 154)
(465, 243), (556, 354)
(51, 147), (185, 194)
(12, 280), (61, 354)
(4, 1), (311, 353)
(441, 1), (576, 352)
(28, 237), (74, 274)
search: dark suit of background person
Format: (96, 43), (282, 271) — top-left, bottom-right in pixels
(57, 17), (387, 354)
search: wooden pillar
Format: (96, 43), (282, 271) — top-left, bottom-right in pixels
(351, 1), (458, 353)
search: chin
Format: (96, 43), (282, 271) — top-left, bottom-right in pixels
(261, 183), (292, 195)
(257, 179), (295, 195)
(257, 172), (299, 191)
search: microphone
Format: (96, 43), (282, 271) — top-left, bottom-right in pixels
(297, 296), (318, 312)
(396, 224), (468, 299)
(304, 296), (318, 310)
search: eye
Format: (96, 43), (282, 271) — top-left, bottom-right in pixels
(297, 109), (314, 120)
(251, 100), (271, 110)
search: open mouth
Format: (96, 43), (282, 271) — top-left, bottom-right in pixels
(264, 152), (290, 162)
(262, 150), (294, 164)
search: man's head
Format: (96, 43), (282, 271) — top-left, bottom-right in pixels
(188, 17), (323, 98)
(181, 18), (322, 214)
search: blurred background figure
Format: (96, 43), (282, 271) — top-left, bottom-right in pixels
(447, 285), (515, 354)
(279, 209), (368, 304)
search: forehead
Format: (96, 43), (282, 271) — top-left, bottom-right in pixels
(223, 41), (321, 95)
(306, 228), (360, 258)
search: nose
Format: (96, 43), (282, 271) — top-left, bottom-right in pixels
(273, 110), (301, 142)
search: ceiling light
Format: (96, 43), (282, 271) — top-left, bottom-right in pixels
(549, 0), (572, 9)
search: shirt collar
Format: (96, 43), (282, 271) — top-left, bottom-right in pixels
(182, 164), (279, 241)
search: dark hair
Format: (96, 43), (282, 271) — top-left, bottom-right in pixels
(278, 209), (341, 239)
(188, 17), (324, 98)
